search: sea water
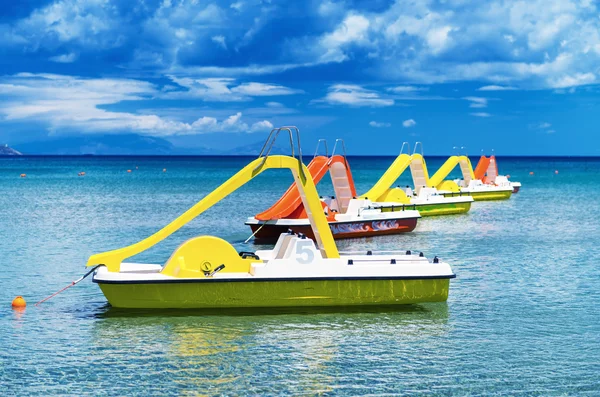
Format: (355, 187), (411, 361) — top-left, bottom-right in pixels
(1, 156), (599, 395)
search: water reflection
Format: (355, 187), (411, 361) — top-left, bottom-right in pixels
(90, 303), (450, 394)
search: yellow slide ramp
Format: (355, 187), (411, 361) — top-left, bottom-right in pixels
(359, 153), (412, 201)
(429, 156), (475, 188)
(87, 155), (339, 272)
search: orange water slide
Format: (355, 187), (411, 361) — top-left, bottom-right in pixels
(255, 155), (332, 221)
(474, 156), (491, 180)
(255, 155), (356, 221)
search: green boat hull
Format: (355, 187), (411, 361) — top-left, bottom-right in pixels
(97, 278), (451, 309)
(442, 190), (512, 201)
(381, 201), (472, 217)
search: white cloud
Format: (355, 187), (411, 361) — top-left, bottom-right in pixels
(478, 85), (517, 91)
(7, 0), (120, 49)
(231, 82), (303, 96)
(3, 0), (600, 91)
(163, 77), (302, 101)
(49, 52), (78, 63)
(0, 74), (272, 135)
(548, 72), (596, 88)
(249, 120), (274, 132)
(387, 86), (428, 93)
(317, 84), (394, 107)
(402, 119), (416, 127)
(211, 35), (227, 50)
(539, 122), (552, 129)
(319, 14), (371, 63)
(306, 0), (600, 89)
(470, 112), (491, 117)
(369, 121), (391, 128)
(464, 96), (489, 108)
(265, 101), (284, 108)
(426, 26), (455, 54)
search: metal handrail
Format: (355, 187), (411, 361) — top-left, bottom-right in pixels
(453, 146), (467, 156)
(412, 142), (423, 156)
(313, 139), (328, 158)
(399, 141), (409, 155)
(332, 138), (349, 169)
(255, 126), (305, 182)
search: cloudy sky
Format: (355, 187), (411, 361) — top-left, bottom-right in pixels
(1, 0), (599, 154)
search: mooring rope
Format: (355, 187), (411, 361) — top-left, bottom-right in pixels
(35, 265), (102, 306)
(244, 222), (267, 244)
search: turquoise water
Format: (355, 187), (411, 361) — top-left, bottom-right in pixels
(1, 156), (599, 395)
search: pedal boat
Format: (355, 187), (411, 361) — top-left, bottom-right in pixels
(359, 149), (474, 216)
(245, 198), (421, 241)
(87, 127), (455, 309)
(440, 179), (513, 201)
(474, 154), (521, 194)
(93, 232), (453, 309)
(495, 175), (521, 193)
(377, 187), (474, 217)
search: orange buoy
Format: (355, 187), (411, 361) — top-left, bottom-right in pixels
(20, 173), (26, 178)
(555, 170), (559, 174)
(12, 296), (26, 309)
(529, 172), (534, 175)
(127, 169), (132, 173)
(162, 168), (167, 172)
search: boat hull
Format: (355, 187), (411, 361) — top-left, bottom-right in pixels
(442, 190), (512, 201)
(381, 201), (472, 217)
(249, 217), (418, 241)
(97, 277), (451, 309)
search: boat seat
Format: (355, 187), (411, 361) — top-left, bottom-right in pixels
(275, 234), (295, 259)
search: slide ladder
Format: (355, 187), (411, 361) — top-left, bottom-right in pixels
(459, 157), (473, 184)
(484, 155), (499, 184)
(255, 155), (330, 220)
(329, 139), (357, 213)
(409, 143), (430, 194)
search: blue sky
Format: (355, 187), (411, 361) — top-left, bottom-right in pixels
(1, 0), (599, 155)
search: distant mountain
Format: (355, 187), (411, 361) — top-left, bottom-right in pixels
(0, 144), (22, 156)
(14, 134), (210, 155)
(221, 140), (295, 156)
(8, 135), (300, 156)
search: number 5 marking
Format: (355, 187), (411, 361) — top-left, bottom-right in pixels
(296, 240), (315, 264)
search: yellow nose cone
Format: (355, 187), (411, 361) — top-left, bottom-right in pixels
(12, 296), (26, 309)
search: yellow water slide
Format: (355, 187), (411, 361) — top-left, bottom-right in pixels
(428, 155), (475, 189)
(87, 155), (339, 272)
(359, 153), (412, 201)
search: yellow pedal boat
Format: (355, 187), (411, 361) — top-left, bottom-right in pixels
(87, 127), (455, 309)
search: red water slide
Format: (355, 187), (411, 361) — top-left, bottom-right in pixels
(474, 155), (491, 181)
(255, 156), (331, 221)
(255, 155), (356, 221)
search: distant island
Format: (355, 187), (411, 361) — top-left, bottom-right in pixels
(2, 136), (291, 156)
(0, 144), (22, 156)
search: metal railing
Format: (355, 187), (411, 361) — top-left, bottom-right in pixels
(255, 126), (305, 181)
(313, 139), (328, 158)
